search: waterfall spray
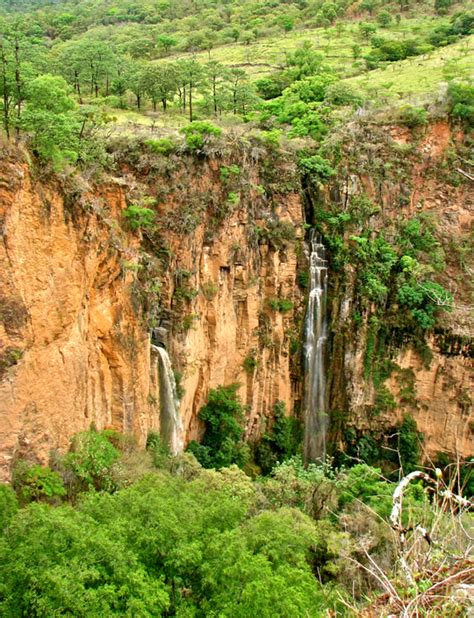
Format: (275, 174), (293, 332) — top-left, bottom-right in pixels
(303, 231), (329, 462)
(152, 344), (184, 455)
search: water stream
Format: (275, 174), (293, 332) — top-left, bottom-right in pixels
(303, 231), (329, 462)
(152, 344), (184, 455)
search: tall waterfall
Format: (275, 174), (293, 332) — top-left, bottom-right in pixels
(303, 231), (329, 463)
(152, 344), (184, 455)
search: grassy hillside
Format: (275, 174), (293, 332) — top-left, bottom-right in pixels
(0, 0), (471, 165)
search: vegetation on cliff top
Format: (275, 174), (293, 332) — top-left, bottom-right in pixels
(0, 0), (472, 168)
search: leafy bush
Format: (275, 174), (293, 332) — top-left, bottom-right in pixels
(398, 105), (428, 129)
(0, 484), (18, 531)
(397, 280), (453, 329)
(397, 414), (422, 473)
(21, 74), (81, 168)
(12, 462), (66, 505)
(145, 137), (176, 155)
(186, 384), (249, 469)
(255, 401), (302, 475)
(181, 121), (222, 150)
(0, 503), (169, 616)
(146, 432), (171, 468)
(448, 80), (474, 127)
(219, 164), (240, 182)
(298, 154), (335, 183)
(242, 353), (258, 374)
(63, 430), (120, 493)
(268, 297), (294, 312)
(123, 204), (155, 230)
(297, 270), (309, 289)
(324, 82), (364, 107)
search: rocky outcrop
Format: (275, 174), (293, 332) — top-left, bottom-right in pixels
(0, 144), (305, 479)
(323, 121), (473, 459)
(0, 122), (471, 479)
(0, 156), (161, 480)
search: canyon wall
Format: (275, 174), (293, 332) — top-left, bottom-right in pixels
(0, 123), (472, 479)
(0, 155), (160, 480)
(321, 121), (472, 459)
(0, 140), (306, 480)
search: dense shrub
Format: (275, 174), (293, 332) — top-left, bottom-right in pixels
(144, 137), (176, 155)
(187, 384), (249, 469)
(12, 462), (66, 505)
(255, 401), (302, 474)
(123, 203), (156, 230)
(448, 80), (474, 127)
(298, 153), (335, 183)
(398, 105), (428, 128)
(181, 121), (222, 150)
(63, 430), (121, 493)
(0, 484), (18, 531)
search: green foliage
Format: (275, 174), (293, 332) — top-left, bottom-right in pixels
(227, 190), (240, 205)
(324, 82), (364, 107)
(242, 353), (258, 374)
(298, 153), (335, 183)
(337, 464), (394, 519)
(397, 413), (422, 473)
(447, 80), (474, 126)
(63, 430), (120, 493)
(0, 484), (18, 532)
(398, 105), (428, 128)
(144, 137), (176, 155)
(397, 280), (453, 329)
(12, 462), (66, 505)
(377, 10), (392, 28)
(181, 120), (222, 150)
(0, 503), (169, 616)
(255, 401), (302, 475)
(20, 74), (81, 167)
(268, 297), (294, 312)
(200, 280), (218, 300)
(219, 163), (241, 182)
(123, 203), (156, 230)
(187, 384), (249, 470)
(350, 233), (398, 303)
(297, 269), (309, 289)
(146, 431), (171, 468)
(0, 347), (23, 378)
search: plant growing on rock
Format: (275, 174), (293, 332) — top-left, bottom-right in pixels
(187, 384), (249, 469)
(181, 120), (222, 150)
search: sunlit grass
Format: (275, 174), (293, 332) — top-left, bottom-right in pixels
(155, 15), (452, 80)
(345, 34), (474, 103)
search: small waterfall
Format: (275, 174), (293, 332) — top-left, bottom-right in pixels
(152, 344), (184, 455)
(303, 231), (329, 463)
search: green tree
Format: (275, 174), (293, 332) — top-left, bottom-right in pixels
(55, 38), (117, 100)
(155, 34), (178, 56)
(125, 60), (147, 110)
(377, 10), (392, 28)
(205, 60), (227, 115)
(179, 59), (205, 121)
(187, 384), (248, 469)
(20, 74), (81, 166)
(141, 63), (176, 112)
(0, 504), (169, 616)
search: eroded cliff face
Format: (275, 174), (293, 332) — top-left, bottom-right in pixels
(0, 156), (162, 480)
(0, 143), (305, 479)
(0, 122), (472, 480)
(322, 121), (473, 459)
(117, 146), (306, 444)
